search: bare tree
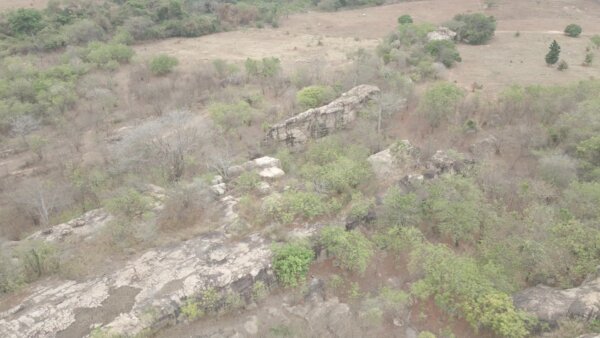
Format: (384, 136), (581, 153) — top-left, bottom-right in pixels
(112, 111), (201, 182)
(14, 179), (67, 227)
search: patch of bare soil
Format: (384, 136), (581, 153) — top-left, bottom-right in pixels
(135, 0), (600, 93)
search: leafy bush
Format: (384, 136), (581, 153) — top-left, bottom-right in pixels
(450, 13), (496, 45)
(300, 137), (372, 195)
(208, 100), (256, 132)
(272, 242), (314, 287)
(0, 252), (23, 294)
(7, 8), (45, 36)
(398, 15), (413, 25)
(85, 42), (135, 69)
(234, 171), (261, 192)
(538, 154), (577, 188)
(149, 54), (179, 75)
(64, 19), (106, 45)
(592, 35), (600, 48)
(410, 244), (531, 338)
(418, 82), (464, 128)
(296, 85), (336, 109)
(320, 226), (373, 274)
(104, 188), (151, 220)
(379, 187), (421, 228)
(263, 190), (329, 224)
(425, 40), (462, 67)
(564, 24), (582, 37)
(18, 240), (60, 282)
(423, 176), (483, 246)
(244, 57), (281, 78)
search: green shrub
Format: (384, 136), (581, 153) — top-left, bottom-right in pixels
(85, 42), (134, 69)
(348, 192), (374, 221)
(410, 244), (531, 338)
(300, 138), (372, 195)
(244, 57), (281, 78)
(320, 226), (373, 274)
(149, 54), (179, 75)
(104, 188), (151, 220)
(380, 187), (421, 228)
(0, 252), (23, 294)
(398, 15), (413, 25)
(418, 82), (464, 128)
(64, 19), (106, 45)
(564, 24), (582, 37)
(296, 85), (335, 109)
(208, 101), (255, 132)
(234, 171), (261, 192)
(425, 40), (462, 67)
(592, 35), (600, 48)
(424, 175), (483, 246)
(418, 332), (436, 338)
(18, 240), (60, 282)
(450, 13), (496, 45)
(272, 242), (314, 287)
(7, 8), (45, 36)
(263, 190), (329, 224)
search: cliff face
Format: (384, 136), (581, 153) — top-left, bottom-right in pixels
(267, 85), (381, 147)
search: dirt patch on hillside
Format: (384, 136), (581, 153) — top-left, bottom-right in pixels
(135, 0), (600, 93)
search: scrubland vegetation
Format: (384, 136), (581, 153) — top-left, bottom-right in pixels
(1, 1), (600, 337)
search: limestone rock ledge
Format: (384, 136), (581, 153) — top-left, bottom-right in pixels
(0, 232), (273, 338)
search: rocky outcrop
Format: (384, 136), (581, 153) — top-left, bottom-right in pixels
(514, 275), (600, 323)
(427, 26), (457, 42)
(267, 85), (381, 146)
(0, 231), (273, 338)
(26, 208), (113, 243)
(368, 141), (472, 186)
(226, 156), (284, 178)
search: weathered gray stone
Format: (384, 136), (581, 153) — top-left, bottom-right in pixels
(267, 85), (381, 146)
(258, 167), (285, 179)
(0, 232), (273, 338)
(514, 275), (600, 323)
(257, 182), (271, 195)
(469, 135), (499, 158)
(427, 26), (457, 41)
(26, 208), (112, 243)
(211, 183), (227, 196)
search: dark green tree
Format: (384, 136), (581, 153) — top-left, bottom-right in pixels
(545, 40), (560, 65)
(7, 8), (44, 36)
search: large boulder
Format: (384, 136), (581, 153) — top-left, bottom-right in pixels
(514, 275), (600, 323)
(368, 140), (420, 181)
(267, 85), (381, 147)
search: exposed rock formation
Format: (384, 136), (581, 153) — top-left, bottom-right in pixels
(368, 140), (472, 186)
(0, 232), (273, 338)
(427, 26), (457, 41)
(26, 208), (112, 243)
(226, 156), (283, 178)
(267, 85), (381, 146)
(514, 275), (600, 323)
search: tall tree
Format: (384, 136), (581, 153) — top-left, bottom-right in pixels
(546, 40), (561, 65)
